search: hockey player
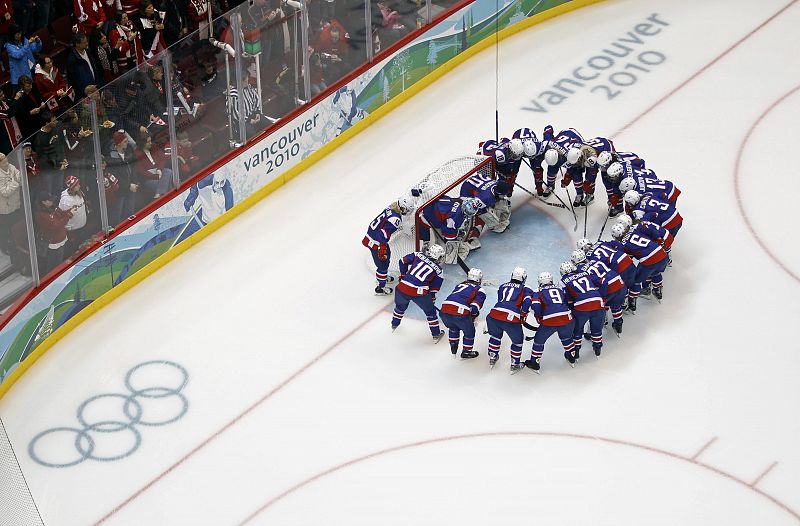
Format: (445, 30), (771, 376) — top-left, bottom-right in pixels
(512, 127), (549, 196)
(363, 195), (416, 295)
(619, 173), (681, 204)
(419, 196), (482, 264)
(560, 260), (605, 358)
(440, 268), (486, 359)
(392, 244), (446, 342)
(572, 247), (626, 336)
(624, 190), (684, 239)
(610, 219), (669, 311)
(460, 176), (511, 238)
(485, 267), (535, 374)
(586, 234), (637, 292)
(525, 271), (577, 372)
(541, 126), (585, 197)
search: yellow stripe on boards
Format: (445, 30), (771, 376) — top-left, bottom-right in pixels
(0, 0), (605, 400)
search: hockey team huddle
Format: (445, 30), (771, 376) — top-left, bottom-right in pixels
(363, 124), (683, 374)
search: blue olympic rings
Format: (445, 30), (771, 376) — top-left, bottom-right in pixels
(28, 360), (189, 468)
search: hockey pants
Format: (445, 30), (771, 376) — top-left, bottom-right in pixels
(392, 290), (441, 336)
(530, 320), (575, 359)
(630, 258), (668, 297)
(574, 309), (605, 351)
(620, 264), (637, 289)
(440, 313), (476, 352)
(606, 288), (627, 321)
(546, 159), (566, 188)
(369, 246), (391, 288)
(486, 317), (523, 364)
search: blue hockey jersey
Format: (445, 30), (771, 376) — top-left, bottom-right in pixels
(562, 271), (605, 311)
(460, 174), (498, 210)
(420, 196), (469, 241)
(531, 285), (573, 326)
(488, 281), (535, 323)
(397, 252), (444, 297)
(363, 207), (402, 249)
(441, 281), (486, 316)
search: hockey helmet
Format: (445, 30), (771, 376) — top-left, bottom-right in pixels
(597, 151), (614, 168)
(426, 243), (445, 262)
(508, 138), (524, 160)
(617, 214), (633, 228)
(576, 237), (593, 252)
(559, 261), (576, 276)
(467, 268), (483, 283)
(396, 195), (416, 214)
(537, 271), (553, 287)
(511, 266), (527, 283)
(611, 222), (627, 239)
(570, 249), (587, 265)
(566, 147), (583, 166)
(544, 149), (560, 166)
(623, 190), (642, 207)
(618, 177), (636, 194)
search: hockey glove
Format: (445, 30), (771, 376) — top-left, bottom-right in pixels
(582, 181), (593, 194)
(560, 174), (572, 188)
(535, 180), (544, 196)
(609, 193), (620, 206)
(377, 244), (389, 261)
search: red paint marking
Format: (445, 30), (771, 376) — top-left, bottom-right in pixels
(733, 85), (800, 284)
(690, 436), (717, 461)
(235, 432), (800, 524)
(751, 461), (779, 488)
(611, 0), (799, 139)
(92, 303), (389, 525)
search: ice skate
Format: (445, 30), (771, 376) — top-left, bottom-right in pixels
(584, 193), (595, 206)
(654, 287), (663, 302)
(626, 297), (637, 314)
(391, 323), (399, 332)
(572, 195), (585, 208)
(612, 319), (623, 337)
(375, 286), (393, 296)
(460, 350), (479, 360)
(510, 362), (524, 375)
(640, 285), (652, 297)
(574, 347), (581, 361)
(564, 350), (577, 368)
(524, 358), (541, 374)
(594, 346), (602, 358)
(450, 342), (458, 356)
(432, 331), (445, 344)
(488, 353), (499, 369)
(467, 237), (481, 250)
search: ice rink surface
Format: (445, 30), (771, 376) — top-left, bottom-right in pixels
(2, 0), (800, 524)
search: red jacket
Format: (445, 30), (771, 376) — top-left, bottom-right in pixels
(36, 207), (72, 245)
(135, 147), (164, 181)
(74, 0), (107, 34)
(33, 66), (68, 101)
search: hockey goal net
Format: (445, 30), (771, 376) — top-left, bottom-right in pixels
(388, 155), (495, 273)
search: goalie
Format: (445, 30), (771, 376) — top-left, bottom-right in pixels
(418, 196), (482, 265)
(459, 174), (511, 239)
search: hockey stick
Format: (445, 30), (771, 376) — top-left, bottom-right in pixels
(513, 182), (566, 209)
(522, 159), (577, 230)
(482, 321), (538, 340)
(583, 193), (588, 238)
(596, 206), (612, 242)
(430, 226), (471, 275)
(564, 186), (578, 233)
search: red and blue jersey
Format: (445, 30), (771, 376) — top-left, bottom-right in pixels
(460, 173), (498, 210)
(631, 195), (683, 232)
(562, 271), (605, 311)
(363, 207), (401, 249)
(632, 174), (680, 203)
(579, 259), (625, 295)
(488, 281), (535, 323)
(531, 285), (573, 326)
(586, 136), (615, 157)
(618, 224), (668, 266)
(587, 241), (635, 275)
(397, 252), (443, 297)
(513, 127), (547, 157)
(542, 126), (585, 156)
(441, 281), (486, 317)
(420, 196), (468, 241)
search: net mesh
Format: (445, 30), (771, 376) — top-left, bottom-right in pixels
(0, 416), (44, 526)
(388, 156), (493, 272)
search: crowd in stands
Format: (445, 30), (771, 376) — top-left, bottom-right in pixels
(0, 0), (421, 280)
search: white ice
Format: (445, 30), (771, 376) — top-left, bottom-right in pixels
(2, 0), (800, 524)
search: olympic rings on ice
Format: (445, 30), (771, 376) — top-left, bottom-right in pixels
(28, 360), (189, 468)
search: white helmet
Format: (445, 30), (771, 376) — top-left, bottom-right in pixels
(597, 151), (613, 168)
(544, 149), (560, 166)
(585, 155), (598, 168)
(570, 249), (587, 265)
(566, 147), (583, 166)
(426, 243), (445, 262)
(522, 138), (538, 157)
(632, 210), (645, 221)
(467, 268), (483, 283)
(619, 177), (636, 194)
(537, 271), (553, 287)
(559, 261), (576, 276)
(623, 190), (642, 207)
(511, 266), (527, 282)
(508, 138), (524, 160)
(607, 162), (624, 180)
(576, 237), (593, 252)
(397, 195), (416, 214)
(610, 223), (627, 239)
(462, 197), (481, 217)
(617, 213), (633, 228)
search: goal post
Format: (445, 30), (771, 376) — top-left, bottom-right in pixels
(387, 155), (495, 272)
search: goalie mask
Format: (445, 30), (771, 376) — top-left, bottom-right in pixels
(462, 198), (482, 217)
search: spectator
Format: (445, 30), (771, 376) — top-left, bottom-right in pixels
(199, 60), (225, 101)
(4, 25), (41, 89)
(121, 0), (140, 17)
(135, 131), (171, 201)
(0, 0), (14, 45)
(135, 0), (166, 60)
(35, 191), (71, 273)
(23, 142), (44, 194)
(107, 129), (137, 223)
(58, 174), (89, 256)
(163, 131), (199, 183)
(10, 75), (45, 138)
(61, 109), (94, 166)
(141, 64), (167, 115)
(32, 110), (69, 195)
(161, 0), (189, 46)
(33, 57), (76, 113)
(101, 90), (123, 129)
(0, 89), (21, 155)
(315, 20), (350, 83)
(78, 85), (112, 143)
(186, 0), (210, 40)
(90, 28), (120, 82)
(107, 11), (144, 71)
(74, 0), (106, 34)
(0, 152), (21, 255)
(247, 0), (289, 67)
(100, 155), (119, 215)
(308, 52), (327, 97)
(66, 33), (101, 99)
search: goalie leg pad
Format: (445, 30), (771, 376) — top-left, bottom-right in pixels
(479, 210), (500, 230)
